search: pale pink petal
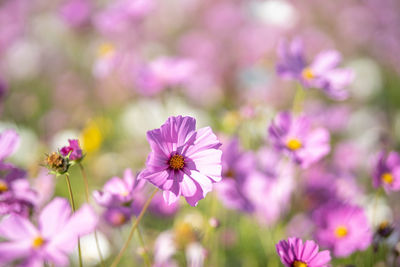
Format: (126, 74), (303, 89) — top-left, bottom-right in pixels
(39, 198), (71, 239)
(0, 214), (38, 240)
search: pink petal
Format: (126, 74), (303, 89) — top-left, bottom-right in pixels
(0, 214), (38, 240)
(180, 174), (197, 197)
(39, 198), (71, 239)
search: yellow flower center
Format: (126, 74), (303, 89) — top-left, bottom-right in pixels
(292, 260), (308, 267)
(174, 222), (196, 249)
(32, 236), (45, 248)
(287, 138), (302, 150)
(302, 67), (315, 80)
(169, 154), (185, 170)
(98, 43), (115, 58)
(0, 181), (8, 192)
(335, 225), (348, 238)
(381, 172), (393, 184)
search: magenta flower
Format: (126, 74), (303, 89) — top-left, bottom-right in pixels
(138, 115), (222, 206)
(314, 203), (372, 257)
(372, 151), (400, 192)
(268, 112), (330, 168)
(60, 139), (83, 161)
(0, 197), (98, 266)
(276, 237), (331, 267)
(276, 38), (354, 100)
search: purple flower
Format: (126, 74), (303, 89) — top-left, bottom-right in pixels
(314, 203), (372, 257)
(60, 139), (83, 161)
(276, 237), (331, 267)
(215, 138), (255, 212)
(276, 38), (354, 100)
(0, 197), (98, 266)
(149, 191), (180, 217)
(268, 112), (330, 168)
(138, 115), (222, 206)
(372, 151), (400, 192)
(93, 169), (145, 225)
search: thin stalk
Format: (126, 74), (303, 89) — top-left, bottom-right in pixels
(78, 163), (105, 267)
(292, 83), (306, 114)
(65, 174), (83, 267)
(110, 188), (158, 267)
(136, 227), (151, 267)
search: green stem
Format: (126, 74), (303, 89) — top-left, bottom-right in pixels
(292, 83), (306, 114)
(79, 163), (105, 267)
(65, 174), (83, 267)
(136, 227), (151, 267)
(110, 188), (159, 267)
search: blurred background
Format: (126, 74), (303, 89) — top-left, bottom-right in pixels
(2, 0), (400, 266)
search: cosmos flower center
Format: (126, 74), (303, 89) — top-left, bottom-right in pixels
(292, 260), (308, 267)
(32, 236), (45, 248)
(225, 169), (236, 179)
(301, 67), (315, 80)
(381, 172), (393, 184)
(169, 154), (185, 170)
(0, 181), (8, 192)
(334, 225), (348, 238)
(287, 138), (302, 150)
(98, 43), (115, 58)
(111, 212), (126, 226)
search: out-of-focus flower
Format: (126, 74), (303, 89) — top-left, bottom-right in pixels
(149, 191), (180, 217)
(93, 169), (145, 225)
(276, 237), (331, 267)
(60, 139), (83, 161)
(134, 57), (196, 96)
(31, 168), (55, 208)
(72, 231), (111, 266)
(314, 203), (372, 257)
(59, 0), (92, 28)
(372, 151), (400, 192)
(154, 221), (205, 267)
(215, 138), (255, 212)
(276, 38), (354, 100)
(244, 148), (295, 225)
(0, 129), (20, 162)
(268, 112), (330, 168)
(0, 197), (98, 266)
(93, 0), (155, 36)
(139, 115), (222, 206)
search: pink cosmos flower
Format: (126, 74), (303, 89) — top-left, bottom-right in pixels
(138, 115), (222, 206)
(276, 237), (331, 267)
(268, 112), (330, 168)
(60, 139), (83, 161)
(244, 148), (295, 225)
(372, 151), (400, 192)
(276, 38), (354, 100)
(314, 203), (372, 257)
(0, 197), (98, 266)
(214, 138), (255, 212)
(93, 169), (145, 225)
